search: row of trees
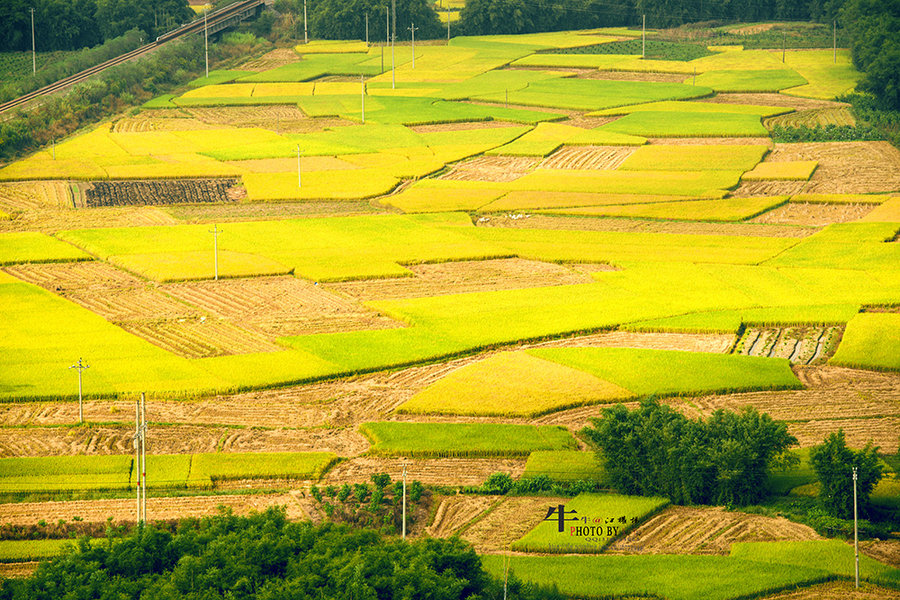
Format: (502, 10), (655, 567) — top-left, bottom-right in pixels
(0, 0), (193, 52)
(0, 508), (565, 600)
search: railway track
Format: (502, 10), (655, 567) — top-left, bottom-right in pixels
(0, 0), (267, 115)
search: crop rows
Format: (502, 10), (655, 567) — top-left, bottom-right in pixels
(438, 156), (537, 182)
(120, 318), (279, 358)
(84, 179), (239, 207)
(539, 146), (636, 170)
(0, 181), (71, 211)
(734, 326), (842, 364)
(765, 108), (856, 129)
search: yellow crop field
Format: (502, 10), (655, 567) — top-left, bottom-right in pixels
(252, 82), (316, 97)
(398, 351), (631, 417)
(860, 197), (900, 222)
(619, 145), (768, 172)
(180, 83), (257, 98)
(296, 40), (370, 54)
(110, 250), (291, 282)
(742, 161), (818, 181)
(486, 122), (645, 156)
(790, 193), (891, 204)
(779, 49), (860, 100)
(243, 169), (400, 201)
(591, 100), (791, 118)
(314, 82), (362, 95)
(479, 190), (694, 212)
(381, 187), (504, 213)
(543, 196), (788, 222)
(510, 169), (740, 197)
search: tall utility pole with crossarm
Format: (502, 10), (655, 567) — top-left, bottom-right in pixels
(69, 358), (89, 424)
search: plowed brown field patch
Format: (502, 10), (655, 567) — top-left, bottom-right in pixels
(861, 539), (900, 568)
(438, 156), (537, 182)
(750, 202), (876, 226)
(120, 319), (280, 358)
(539, 145), (635, 170)
(0, 562), (38, 578)
(186, 107), (352, 133)
(766, 141), (900, 194)
(0, 425), (368, 457)
(699, 92), (847, 110)
(321, 457), (527, 487)
(760, 581), (900, 600)
(426, 495), (502, 537)
(4, 261), (141, 292)
(477, 214), (816, 237)
(460, 496), (569, 552)
(0, 205), (182, 233)
(409, 121), (523, 133)
(165, 276), (400, 336)
(166, 200), (387, 223)
(111, 116), (214, 132)
(648, 137), (773, 146)
(765, 107), (856, 129)
(0, 493), (306, 526)
(0, 181), (71, 211)
(239, 48), (301, 71)
(789, 418), (900, 452)
(583, 70), (689, 83)
(730, 180), (808, 197)
(607, 505), (821, 555)
(735, 326), (842, 364)
(327, 258), (592, 301)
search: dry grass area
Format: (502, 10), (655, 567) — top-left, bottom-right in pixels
(606, 505), (821, 555)
(460, 496), (569, 552)
(187, 107), (353, 134)
(766, 142), (900, 194)
(583, 70), (689, 83)
(111, 115), (215, 133)
(0, 562), (39, 579)
(648, 137), (772, 146)
(0, 493), (307, 527)
(438, 156), (537, 182)
(166, 276), (401, 337)
(166, 200), (388, 223)
(789, 418), (900, 453)
(425, 494), (502, 537)
(120, 320), (281, 358)
(321, 457), (527, 487)
(765, 107), (856, 129)
(760, 581), (900, 600)
(478, 213), (817, 237)
(327, 258), (593, 301)
(700, 92), (848, 110)
(0, 205), (181, 233)
(239, 48), (301, 72)
(750, 202), (876, 226)
(539, 145), (636, 170)
(729, 180), (808, 198)
(861, 540), (900, 569)
(536, 330), (735, 353)
(0, 181), (72, 212)
(409, 121), (523, 133)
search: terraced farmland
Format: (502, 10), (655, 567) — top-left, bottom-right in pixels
(1, 24), (899, 598)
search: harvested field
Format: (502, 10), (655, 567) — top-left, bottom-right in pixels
(326, 258), (593, 301)
(734, 326), (842, 364)
(698, 92), (848, 110)
(426, 494), (501, 537)
(581, 70), (689, 83)
(750, 202), (876, 225)
(3, 261), (142, 293)
(788, 418), (900, 453)
(0, 205), (181, 233)
(861, 540), (900, 569)
(0, 562), (38, 578)
(460, 496), (569, 553)
(165, 276), (401, 336)
(558, 114), (618, 129)
(438, 156), (537, 182)
(0, 424), (368, 457)
(728, 180), (808, 197)
(119, 319), (281, 358)
(72, 289), (200, 322)
(409, 121), (523, 133)
(606, 505), (821, 555)
(0, 492), (307, 527)
(166, 200), (389, 223)
(239, 48), (301, 72)
(321, 457), (527, 487)
(765, 107), (856, 129)
(477, 214), (817, 237)
(186, 107), (353, 133)
(534, 330), (736, 354)
(538, 145), (636, 170)
(0, 181), (72, 211)
(82, 179), (240, 208)
(760, 580), (900, 600)
(764, 142), (900, 194)
(647, 137), (773, 146)
(111, 115), (214, 132)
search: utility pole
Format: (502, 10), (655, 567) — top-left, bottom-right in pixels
(642, 14), (645, 59)
(365, 13), (368, 46)
(134, 396), (141, 526)
(141, 393), (146, 523)
(853, 466), (859, 588)
(503, 555), (510, 600)
(303, 0), (308, 44)
(209, 224), (220, 280)
(30, 8), (36, 74)
(833, 20), (837, 64)
(782, 31), (786, 63)
(401, 459), (407, 539)
(361, 75), (365, 123)
(447, 1), (450, 44)
(69, 358), (89, 424)
(391, 0), (396, 89)
(384, 6), (388, 74)
(408, 23), (417, 69)
(204, 8), (209, 78)
(296, 145), (302, 188)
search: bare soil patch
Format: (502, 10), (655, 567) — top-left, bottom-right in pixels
(729, 181), (808, 197)
(82, 179), (239, 208)
(477, 214), (817, 237)
(699, 92), (848, 110)
(536, 330), (735, 354)
(111, 115), (214, 132)
(461, 496), (569, 553)
(760, 581), (900, 600)
(648, 137), (773, 146)
(321, 457), (527, 487)
(861, 539), (900, 568)
(409, 121), (522, 133)
(581, 70), (689, 83)
(766, 141), (900, 194)
(165, 275), (400, 337)
(438, 156), (537, 182)
(120, 319), (281, 358)
(539, 145), (636, 170)
(327, 258), (592, 301)
(788, 417), (900, 452)
(4, 261), (141, 292)
(750, 202), (876, 226)
(239, 48), (301, 72)
(735, 326), (842, 364)
(186, 107), (353, 134)
(607, 505), (821, 555)
(0, 493), (307, 527)
(426, 494), (501, 537)
(0, 424), (368, 457)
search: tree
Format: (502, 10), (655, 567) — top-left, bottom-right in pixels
(810, 430), (883, 519)
(308, 0), (442, 41)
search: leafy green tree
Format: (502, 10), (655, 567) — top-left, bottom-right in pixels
(308, 0), (442, 41)
(810, 430), (883, 518)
